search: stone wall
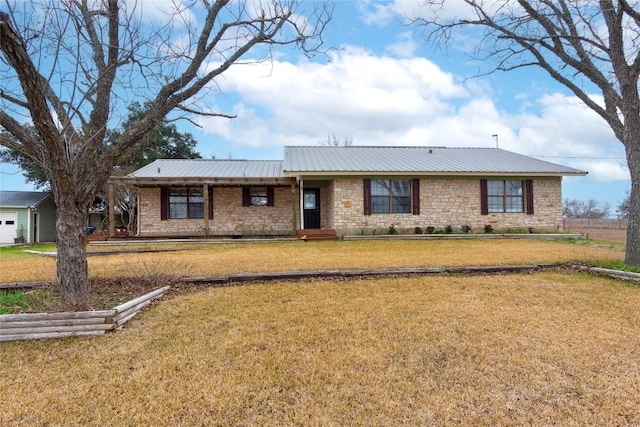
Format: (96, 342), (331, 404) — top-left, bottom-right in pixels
(330, 177), (563, 235)
(137, 186), (296, 237)
(136, 177), (564, 237)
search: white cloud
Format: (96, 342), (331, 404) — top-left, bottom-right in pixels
(571, 160), (629, 182)
(135, 1), (197, 25)
(359, 0), (484, 26)
(501, 93), (627, 182)
(385, 31), (419, 58)
(197, 46), (467, 144)
(194, 45), (628, 185)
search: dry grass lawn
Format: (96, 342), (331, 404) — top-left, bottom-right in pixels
(1, 271), (639, 425)
(1, 239), (637, 425)
(0, 239), (625, 283)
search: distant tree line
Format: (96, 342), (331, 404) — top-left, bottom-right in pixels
(563, 194), (630, 219)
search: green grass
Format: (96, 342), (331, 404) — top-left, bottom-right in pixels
(0, 244), (57, 257)
(0, 290), (31, 314)
(0, 289), (56, 314)
(589, 259), (640, 273)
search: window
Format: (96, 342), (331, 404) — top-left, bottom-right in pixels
(161, 187), (211, 220)
(168, 187), (204, 218)
(480, 179), (534, 215)
(242, 186), (275, 207)
(488, 180), (523, 213)
(364, 179), (418, 215)
(250, 187), (268, 206)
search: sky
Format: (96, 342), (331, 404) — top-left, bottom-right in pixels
(0, 0), (631, 215)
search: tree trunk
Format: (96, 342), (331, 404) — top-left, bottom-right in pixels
(621, 73), (640, 267)
(55, 200), (91, 308)
(626, 148), (640, 266)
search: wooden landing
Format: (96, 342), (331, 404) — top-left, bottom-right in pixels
(296, 229), (338, 241)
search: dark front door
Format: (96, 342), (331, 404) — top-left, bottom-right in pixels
(303, 188), (321, 229)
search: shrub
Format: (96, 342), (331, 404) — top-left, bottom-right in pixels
(414, 226), (423, 234)
(426, 226), (435, 234)
(388, 224), (398, 235)
(484, 224), (494, 234)
(444, 225), (453, 234)
(461, 225), (472, 234)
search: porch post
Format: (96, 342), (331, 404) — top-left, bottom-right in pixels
(203, 183), (210, 236)
(299, 178), (305, 230)
(291, 181), (297, 235)
(108, 183), (115, 238)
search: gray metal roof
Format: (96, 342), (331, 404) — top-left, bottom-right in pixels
(129, 159), (284, 178)
(0, 191), (52, 207)
(283, 146), (587, 176)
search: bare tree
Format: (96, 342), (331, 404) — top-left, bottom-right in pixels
(563, 198), (611, 221)
(320, 132), (354, 147)
(411, 0), (640, 265)
(617, 191), (631, 219)
(0, 0), (332, 306)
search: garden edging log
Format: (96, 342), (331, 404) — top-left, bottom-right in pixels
(0, 286), (170, 342)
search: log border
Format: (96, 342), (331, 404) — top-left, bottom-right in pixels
(2, 263), (637, 342)
(0, 286), (170, 342)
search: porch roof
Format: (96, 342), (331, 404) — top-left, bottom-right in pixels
(283, 146), (588, 177)
(110, 159), (294, 186)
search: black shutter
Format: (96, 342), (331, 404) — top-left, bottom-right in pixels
(208, 185), (214, 219)
(363, 179), (371, 215)
(412, 179), (420, 215)
(480, 179), (488, 215)
(267, 186), (275, 207)
(242, 187), (250, 206)
(160, 187), (168, 220)
(525, 179), (534, 215)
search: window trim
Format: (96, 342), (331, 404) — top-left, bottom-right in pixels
(242, 186), (275, 207)
(480, 179), (534, 215)
(161, 186), (213, 220)
(363, 178), (419, 215)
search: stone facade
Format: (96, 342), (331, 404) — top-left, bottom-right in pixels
(137, 186), (296, 237)
(328, 177), (563, 235)
(136, 177), (564, 237)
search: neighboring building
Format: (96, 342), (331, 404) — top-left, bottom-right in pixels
(109, 146), (587, 238)
(0, 191), (56, 244)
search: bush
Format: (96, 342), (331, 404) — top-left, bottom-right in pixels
(426, 226), (435, 234)
(388, 224), (398, 235)
(444, 225), (453, 234)
(461, 225), (472, 234)
(484, 224), (494, 234)
(414, 226), (423, 234)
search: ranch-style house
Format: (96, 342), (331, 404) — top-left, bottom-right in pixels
(108, 146), (587, 238)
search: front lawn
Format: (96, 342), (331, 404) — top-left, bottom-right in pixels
(1, 271), (639, 425)
(1, 239), (638, 424)
(0, 238), (626, 283)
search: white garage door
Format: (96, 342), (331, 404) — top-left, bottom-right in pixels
(0, 212), (18, 244)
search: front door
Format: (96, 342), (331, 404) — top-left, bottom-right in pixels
(303, 188), (321, 229)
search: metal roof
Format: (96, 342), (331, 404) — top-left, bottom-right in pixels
(129, 159), (284, 178)
(0, 191), (52, 207)
(119, 147), (587, 183)
(283, 146), (587, 176)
